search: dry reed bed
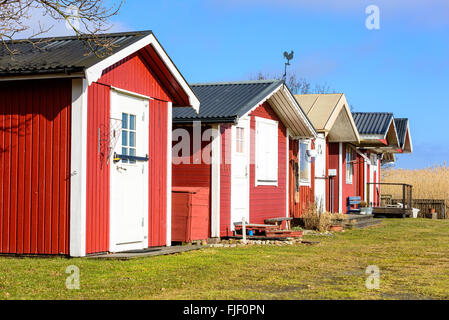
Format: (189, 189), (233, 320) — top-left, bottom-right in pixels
(382, 164), (449, 212)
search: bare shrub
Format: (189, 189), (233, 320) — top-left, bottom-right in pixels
(302, 203), (333, 232)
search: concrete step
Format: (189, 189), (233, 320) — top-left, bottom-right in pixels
(344, 219), (383, 230)
(344, 214), (375, 225)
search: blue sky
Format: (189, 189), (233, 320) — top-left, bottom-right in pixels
(54, 1), (449, 168)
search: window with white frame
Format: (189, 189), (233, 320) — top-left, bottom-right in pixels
(346, 145), (354, 184)
(299, 140), (311, 185)
(255, 117), (278, 185)
(122, 112), (137, 164)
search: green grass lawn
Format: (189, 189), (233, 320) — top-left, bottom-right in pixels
(1, 219), (449, 300)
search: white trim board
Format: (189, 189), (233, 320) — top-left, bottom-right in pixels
(211, 124), (221, 238)
(166, 102), (173, 246)
(338, 142), (343, 213)
(70, 79), (88, 257)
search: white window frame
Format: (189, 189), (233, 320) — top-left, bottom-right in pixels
(346, 145), (354, 185)
(299, 139), (311, 187)
(255, 117), (278, 186)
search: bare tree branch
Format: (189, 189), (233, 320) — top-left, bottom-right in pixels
(251, 71), (337, 95)
(1, 0), (124, 58)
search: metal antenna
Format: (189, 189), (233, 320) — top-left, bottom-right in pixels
(283, 50), (294, 80)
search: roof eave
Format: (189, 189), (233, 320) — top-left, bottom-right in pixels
(85, 32), (200, 113)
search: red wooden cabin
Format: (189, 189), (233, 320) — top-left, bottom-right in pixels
(295, 94), (361, 214)
(173, 80), (316, 239)
(0, 31), (199, 256)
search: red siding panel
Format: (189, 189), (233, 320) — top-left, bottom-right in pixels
(172, 125), (212, 189)
(86, 83), (110, 254)
(148, 100), (168, 247)
(327, 142), (340, 213)
(0, 79), (71, 255)
(220, 124), (232, 237)
(249, 102), (287, 224)
(100, 50), (171, 102)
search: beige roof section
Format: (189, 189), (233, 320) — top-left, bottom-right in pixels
(295, 94), (360, 143)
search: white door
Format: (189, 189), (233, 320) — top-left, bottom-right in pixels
(231, 118), (250, 229)
(314, 135), (326, 213)
(110, 91), (149, 252)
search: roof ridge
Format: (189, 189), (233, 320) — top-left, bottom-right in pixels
(4, 30), (153, 43)
(190, 79), (282, 87)
(353, 111), (393, 115)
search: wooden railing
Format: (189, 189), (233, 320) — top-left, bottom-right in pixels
(382, 195), (446, 219)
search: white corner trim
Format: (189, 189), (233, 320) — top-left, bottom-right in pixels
(70, 79), (88, 257)
(338, 142), (343, 213)
(166, 102), (173, 247)
(85, 33), (200, 112)
(211, 124), (221, 238)
(286, 128), (290, 218)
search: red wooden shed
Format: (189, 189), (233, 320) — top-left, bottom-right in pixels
(172, 80), (316, 238)
(0, 31), (199, 256)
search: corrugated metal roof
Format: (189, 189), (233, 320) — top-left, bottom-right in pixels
(394, 118), (408, 148)
(0, 31), (153, 75)
(352, 112), (394, 135)
(173, 80), (284, 123)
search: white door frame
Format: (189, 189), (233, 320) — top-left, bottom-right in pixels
(314, 134), (327, 213)
(109, 89), (149, 252)
(230, 117), (250, 230)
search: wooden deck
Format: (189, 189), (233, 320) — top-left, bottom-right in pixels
(373, 207), (412, 218)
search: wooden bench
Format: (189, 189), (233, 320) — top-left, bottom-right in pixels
(264, 217), (293, 230)
(347, 196), (361, 213)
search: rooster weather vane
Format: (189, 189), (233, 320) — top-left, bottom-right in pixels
(283, 50), (294, 80)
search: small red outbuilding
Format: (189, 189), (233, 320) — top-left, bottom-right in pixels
(172, 80), (316, 238)
(0, 31), (199, 256)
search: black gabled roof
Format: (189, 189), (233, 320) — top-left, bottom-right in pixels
(0, 31), (153, 76)
(352, 112), (394, 135)
(173, 79), (284, 123)
(395, 118), (408, 148)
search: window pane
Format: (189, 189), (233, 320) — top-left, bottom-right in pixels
(122, 147), (128, 163)
(129, 148), (136, 164)
(129, 114), (136, 131)
(122, 130), (128, 147)
(129, 132), (136, 147)
(122, 113), (128, 129)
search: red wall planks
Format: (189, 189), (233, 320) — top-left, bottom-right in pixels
(220, 124), (232, 237)
(288, 138), (315, 218)
(0, 79), (71, 255)
(249, 102), (287, 224)
(172, 125), (212, 189)
(148, 100), (168, 247)
(100, 49), (172, 102)
(86, 83), (110, 254)
(327, 142), (340, 213)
